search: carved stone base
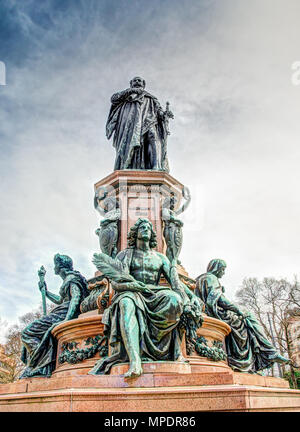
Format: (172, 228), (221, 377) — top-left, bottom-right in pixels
(187, 314), (231, 373)
(51, 312), (104, 377)
(51, 310), (232, 377)
(110, 361), (191, 376)
(2, 311), (299, 411)
(1, 374), (299, 411)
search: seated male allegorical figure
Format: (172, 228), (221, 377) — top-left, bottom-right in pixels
(20, 253), (89, 379)
(89, 218), (202, 379)
(195, 259), (290, 373)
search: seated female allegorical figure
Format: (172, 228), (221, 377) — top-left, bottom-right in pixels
(195, 259), (290, 373)
(20, 253), (89, 379)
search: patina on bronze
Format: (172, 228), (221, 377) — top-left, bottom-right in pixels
(89, 218), (202, 379)
(94, 186), (121, 258)
(20, 254), (89, 378)
(38, 265), (47, 316)
(106, 76), (173, 172)
(195, 259), (290, 373)
(162, 186), (191, 265)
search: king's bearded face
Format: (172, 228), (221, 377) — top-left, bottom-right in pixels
(130, 77), (145, 89)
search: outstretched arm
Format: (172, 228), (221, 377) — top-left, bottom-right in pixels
(218, 294), (244, 317)
(160, 254), (172, 285)
(111, 280), (152, 295)
(175, 186), (191, 216)
(64, 284), (82, 321)
(160, 254), (192, 302)
(161, 254), (202, 312)
(40, 282), (62, 305)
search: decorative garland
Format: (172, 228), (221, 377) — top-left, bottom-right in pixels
(178, 303), (204, 356)
(58, 335), (108, 365)
(193, 336), (227, 362)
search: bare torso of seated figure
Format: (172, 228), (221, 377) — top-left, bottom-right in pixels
(89, 218), (203, 380)
(130, 249), (165, 286)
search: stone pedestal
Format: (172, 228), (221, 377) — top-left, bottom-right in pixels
(51, 311), (231, 378)
(94, 170), (185, 254)
(3, 170), (300, 412)
(1, 366), (300, 412)
(110, 361), (192, 375)
(1, 311), (300, 412)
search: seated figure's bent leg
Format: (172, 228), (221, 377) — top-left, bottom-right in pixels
(20, 314), (60, 378)
(150, 290), (185, 361)
(119, 297), (143, 379)
(168, 291), (186, 361)
(163, 291), (184, 324)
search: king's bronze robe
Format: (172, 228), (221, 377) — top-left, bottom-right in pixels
(106, 90), (169, 171)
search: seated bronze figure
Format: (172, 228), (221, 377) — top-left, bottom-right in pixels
(195, 259), (290, 373)
(20, 254), (89, 378)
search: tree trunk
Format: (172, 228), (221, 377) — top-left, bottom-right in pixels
(284, 324), (297, 388)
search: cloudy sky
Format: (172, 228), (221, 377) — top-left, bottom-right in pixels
(1, 0), (300, 333)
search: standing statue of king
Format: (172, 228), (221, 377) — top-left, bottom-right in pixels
(106, 76), (173, 172)
(4, 71), (298, 414)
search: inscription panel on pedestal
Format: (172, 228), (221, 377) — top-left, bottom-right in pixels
(127, 196), (157, 232)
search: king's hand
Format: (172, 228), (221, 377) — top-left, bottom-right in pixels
(166, 109), (174, 119)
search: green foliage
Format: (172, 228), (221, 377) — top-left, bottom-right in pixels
(283, 371), (300, 389)
(178, 303), (204, 355)
(92, 253), (135, 283)
(58, 335), (108, 365)
(194, 336), (227, 362)
(61, 341), (79, 350)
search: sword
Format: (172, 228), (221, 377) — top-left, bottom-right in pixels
(164, 101), (171, 135)
(38, 265), (47, 316)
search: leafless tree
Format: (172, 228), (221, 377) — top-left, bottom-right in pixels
(289, 276), (300, 309)
(236, 277), (299, 388)
(0, 303), (55, 383)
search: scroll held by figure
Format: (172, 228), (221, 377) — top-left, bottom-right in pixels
(20, 254), (89, 379)
(106, 76), (174, 172)
(89, 218), (202, 379)
(94, 186), (121, 258)
(195, 259), (290, 373)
